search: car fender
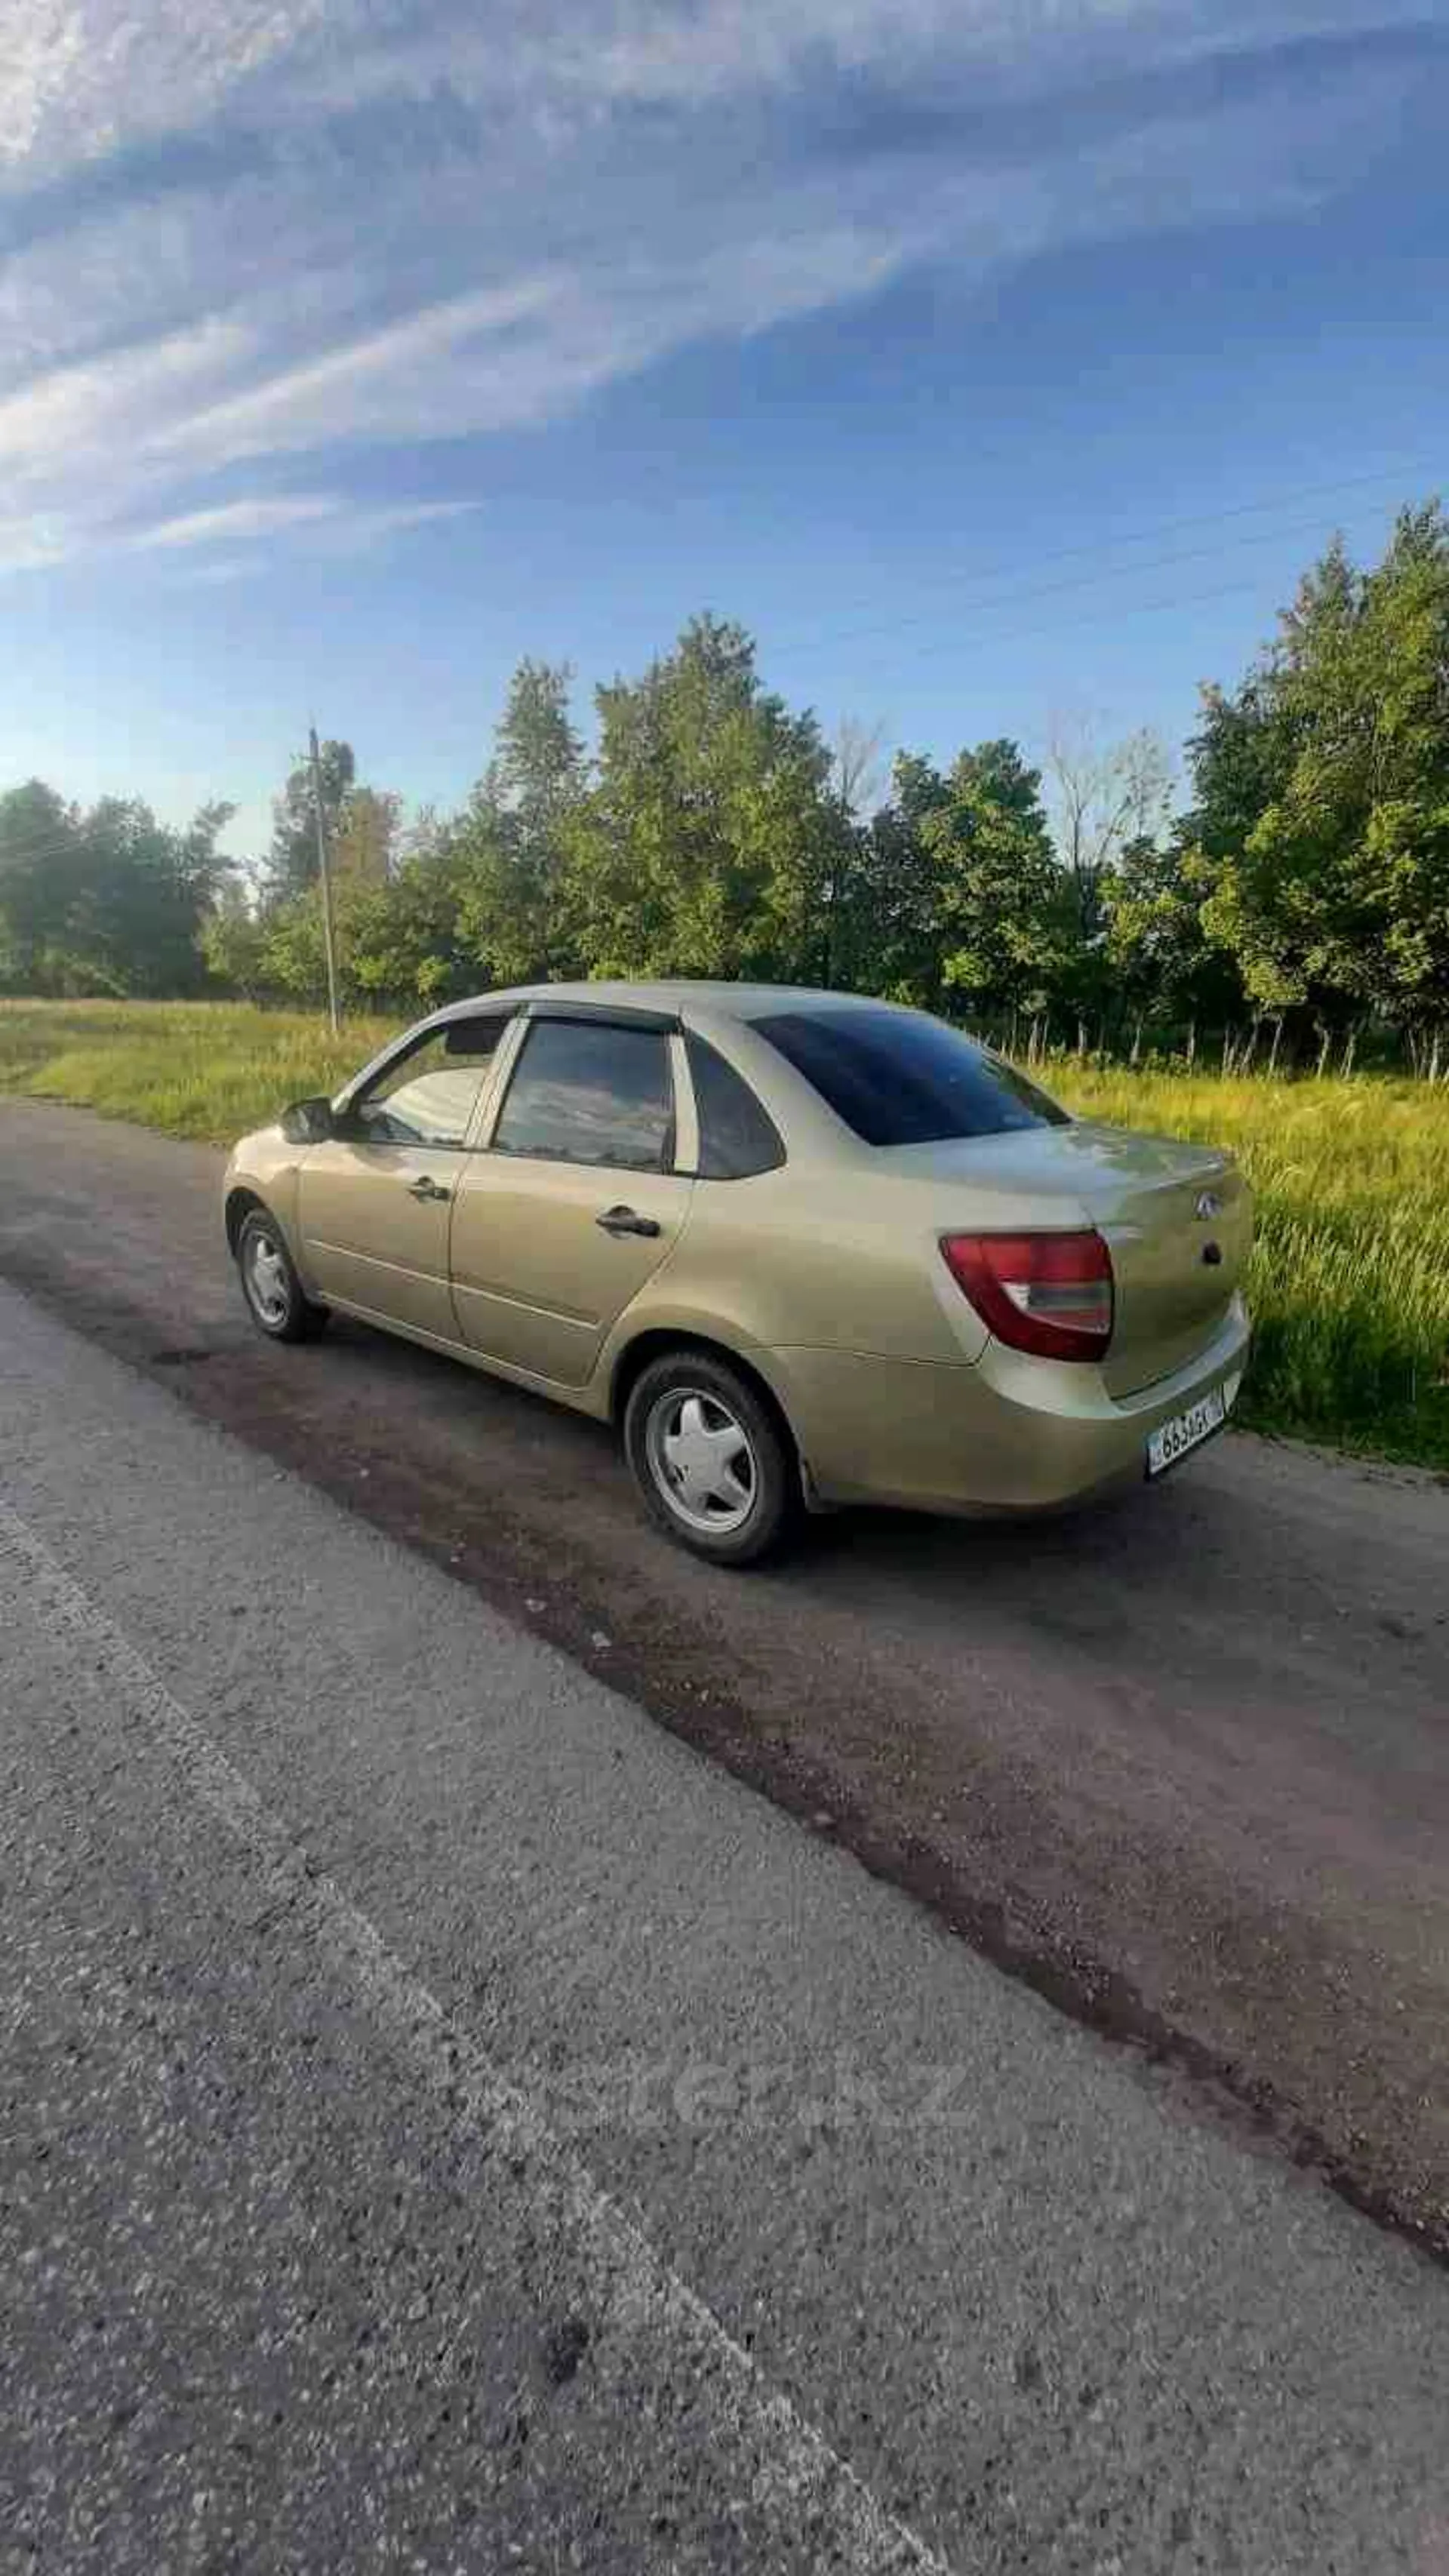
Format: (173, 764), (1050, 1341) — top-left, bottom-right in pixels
(601, 1297), (802, 1433)
(223, 1133), (311, 1282)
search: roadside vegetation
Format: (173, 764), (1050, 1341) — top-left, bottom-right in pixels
(0, 1000), (399, 1145)
(5, 504), (1447, 1470)
(4, 504), (1449, 1086)
(3, 996), (1446, 1473)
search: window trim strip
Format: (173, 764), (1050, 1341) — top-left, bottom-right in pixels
(523, 997), (682, 1033)
(669, 1031), (700, 1175)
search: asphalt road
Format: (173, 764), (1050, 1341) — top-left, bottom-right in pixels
(0, 1096), (1447, 2276)
(5, 1275), (1449, 2573)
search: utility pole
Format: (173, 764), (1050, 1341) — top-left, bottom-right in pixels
(309, 724), (340, 1035)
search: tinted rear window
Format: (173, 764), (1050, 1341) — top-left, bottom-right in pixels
(752, 1008), (1070, 1147)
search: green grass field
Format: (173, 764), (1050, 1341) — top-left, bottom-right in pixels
(3, 997), (1447, 1473)
(0, 999), (402, 1143)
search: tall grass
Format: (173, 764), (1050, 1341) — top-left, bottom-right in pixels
(0, 999), (402, 1142)
(2, 999), (1447, 1472)
(1051, 1063), (1449, 1471)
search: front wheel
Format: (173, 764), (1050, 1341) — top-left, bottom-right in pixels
(235, 1208), (328, 1343)
(623, 1350), (798, 1567)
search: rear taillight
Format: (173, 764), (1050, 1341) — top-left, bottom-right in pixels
(941, 1230), (1114, 1362)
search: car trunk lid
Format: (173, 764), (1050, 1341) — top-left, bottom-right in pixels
(889, 1122), (1251, 1395)
(1075, 1128), (1250, 1396)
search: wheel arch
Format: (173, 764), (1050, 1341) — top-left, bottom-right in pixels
(224, 1184), (267, 1254)
(610, 1328), (817, 1506)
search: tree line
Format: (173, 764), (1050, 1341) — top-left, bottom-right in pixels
(4, 500), (1447, 1073)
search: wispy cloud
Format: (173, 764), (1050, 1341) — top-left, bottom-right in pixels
(122, 494), (345, 551)
(0, 0), (1436, 576)
(0, 472), (483, 574)
(0, 317), (252, 479)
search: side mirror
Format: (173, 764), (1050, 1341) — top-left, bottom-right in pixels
(280, 1095), (336, 1144)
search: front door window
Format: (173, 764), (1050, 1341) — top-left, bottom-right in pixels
(349, 1019), (506, 1149)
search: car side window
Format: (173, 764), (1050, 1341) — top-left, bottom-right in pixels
(349, 1018), (506, 1149)
(491, 1020), (673, 1172)
(686, 1033), (786, 1178)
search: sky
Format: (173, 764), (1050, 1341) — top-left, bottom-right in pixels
(2, 0), (1446, 857)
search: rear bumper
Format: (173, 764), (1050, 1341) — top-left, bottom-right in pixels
(767, 1295), (1251, 1516)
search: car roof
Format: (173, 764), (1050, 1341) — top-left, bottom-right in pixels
(430, 979), (906, 1025)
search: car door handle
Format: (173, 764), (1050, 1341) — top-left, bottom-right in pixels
(595, 1204), (661, 1239)
(407, 1175), (452, 1203)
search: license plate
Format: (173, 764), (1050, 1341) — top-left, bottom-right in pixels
(1146, 1376), (1238, 1478)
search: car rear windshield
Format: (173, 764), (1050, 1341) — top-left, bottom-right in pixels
(752, 1008), (1071, 1146)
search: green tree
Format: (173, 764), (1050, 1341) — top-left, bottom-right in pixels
(257, 888), (332, 1002)
(924, 740), (1069, 1024)
(265, 739), (355, 903)
(832, 799), (937, 1004)
(454, 660), (587, 985)
(331, 786), (401, 888)
(86, 798), (236, 996)
(0, 784), (234, 995)
(1185, 676), (1297, 872)
(1100, 835), (1244, 1036)
(344, 848), (473, 1006)
(830, 743), (1072, 1020)
(1047, 717), (1173, 946)
(1201, 506), (1449, 1046)
(483, 657), (587, 845)
(0, 782), (86, 988)
(559, 614), (846, 983)
(830, 752), (952, 1005)
(201, 882), (269, 999)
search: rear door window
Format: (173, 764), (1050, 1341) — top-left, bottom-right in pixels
(752, 1008), (1069, 1146)
(492, 1019), (674, 1171)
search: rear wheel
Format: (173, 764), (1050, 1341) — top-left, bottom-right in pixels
(235, 1208), (328, 1343)
(623, 1349), (798, 1567)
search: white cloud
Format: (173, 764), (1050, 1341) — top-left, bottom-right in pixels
(325, 499), (484, 542)
(154, 495), (486, 585)
(0, 0), (1431, 577)
(0, 0), (334, 167)
(123, 494), (345, 550)
(0, 483), (486, 574)
(11, 0), (1424, 163)
(0, 512), (72, 575)
(149, 279), (567, 467)
(0, 316), (252, 478)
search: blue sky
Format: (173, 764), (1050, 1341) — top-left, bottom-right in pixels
(2, 0), (1445, 856)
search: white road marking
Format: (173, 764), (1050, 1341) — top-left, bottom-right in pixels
(0, 1499), (954, 2576)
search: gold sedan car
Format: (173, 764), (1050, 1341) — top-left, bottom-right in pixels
(223, 982), (1252, 1565)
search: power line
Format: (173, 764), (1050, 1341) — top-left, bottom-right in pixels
(0, 571), (1257, 880)
(772, 491), (1428, 660)
(768, 457), (1441, 654)
(0, 824), (170, 869)
(887, 571), (1275, 667)
(0, 819), (234, 872)
(2, 471), (1439, 860)
(0, 800), (251, 870)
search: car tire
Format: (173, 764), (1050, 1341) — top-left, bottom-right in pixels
(235, 1207), (329, 1343)
(623, 1348), (799, 1567)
